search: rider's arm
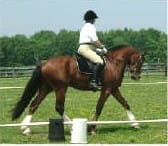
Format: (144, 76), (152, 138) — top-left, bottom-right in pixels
(93, 40), (107, 54)
(93, 40), (104, 49)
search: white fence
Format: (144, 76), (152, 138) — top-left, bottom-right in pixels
(0, 66), (35, 77)
(0, 119), (167, 127)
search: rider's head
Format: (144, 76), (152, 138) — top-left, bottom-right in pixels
(83, 10), (98, 24)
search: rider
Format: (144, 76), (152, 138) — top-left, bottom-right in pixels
(78, 10), (107, 89)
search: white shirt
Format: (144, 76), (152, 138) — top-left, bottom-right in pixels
(79, 23), (98, 44)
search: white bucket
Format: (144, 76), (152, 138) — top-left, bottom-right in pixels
(70, 118), (87, 144)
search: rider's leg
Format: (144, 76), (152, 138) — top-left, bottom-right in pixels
(78, 45), (103, 64)
(89, 63), (100, 88)
(78, 45), (104, 89)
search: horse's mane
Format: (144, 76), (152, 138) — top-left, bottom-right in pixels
(108, 44), (140, 55)
(108, 44), (131, 51)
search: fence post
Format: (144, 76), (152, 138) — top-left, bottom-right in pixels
(12, 67), (15, 77)
(165, 65), (167, 77)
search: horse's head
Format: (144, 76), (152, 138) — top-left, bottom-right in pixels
(129, 52), (145, 80)
(107, 45), (145, 80)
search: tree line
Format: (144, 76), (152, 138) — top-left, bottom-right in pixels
(0, 28), (167, 66)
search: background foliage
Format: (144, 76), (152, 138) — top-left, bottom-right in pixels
(0, 28), (167, 66)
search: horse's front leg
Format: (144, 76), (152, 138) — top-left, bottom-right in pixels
(111, 88), (139, 129)
(55, 87), (67, 117)
(89, 87), (112, 135)
(54, 86), (71, 118)
(55, 86), (72, 130)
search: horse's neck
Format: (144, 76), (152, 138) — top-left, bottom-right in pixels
(106, 58), (126, 81)
(109, 49), (134, 64)
(114, 60), (126, 85)
(117, 60), (127, 76)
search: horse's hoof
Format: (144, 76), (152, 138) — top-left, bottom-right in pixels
(22, 128), (31, 136)
(87, 127), (96, 135)
(20, 125), (28, 131)
(131, 122), (140, 129)
(90, 130), (96, 135)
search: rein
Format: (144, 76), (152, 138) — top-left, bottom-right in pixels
(130, 55), (143, 72)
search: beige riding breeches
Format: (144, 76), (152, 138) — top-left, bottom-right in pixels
(78, 44), (104, 64)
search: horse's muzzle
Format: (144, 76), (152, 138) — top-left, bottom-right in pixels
(131, 74), (141, 80)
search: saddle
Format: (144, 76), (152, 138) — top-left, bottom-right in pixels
(75, 53), (105, 74)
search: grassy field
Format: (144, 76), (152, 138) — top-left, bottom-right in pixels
(0, 75), (167, 144)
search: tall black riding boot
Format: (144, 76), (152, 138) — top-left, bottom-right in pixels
(89, 64), (100, 90)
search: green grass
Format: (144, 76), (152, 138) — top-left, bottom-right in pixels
(0, 76), (167, 144)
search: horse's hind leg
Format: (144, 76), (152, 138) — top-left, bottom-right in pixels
(21, 84), (51, 135)
(111, 88), (139, 129)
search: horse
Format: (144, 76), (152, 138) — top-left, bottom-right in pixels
(11, 45), (145, 135)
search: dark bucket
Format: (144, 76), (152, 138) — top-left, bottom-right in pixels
(48, 118), (65, 141)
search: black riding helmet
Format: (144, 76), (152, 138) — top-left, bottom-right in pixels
(84, 10), (98, 21)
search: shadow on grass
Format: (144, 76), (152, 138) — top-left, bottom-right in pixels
(95, 124), (149, 134)
(31, 127), (71, 136)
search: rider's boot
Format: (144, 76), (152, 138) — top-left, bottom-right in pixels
(89, 64), (101, 90)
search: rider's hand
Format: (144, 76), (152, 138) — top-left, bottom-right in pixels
(96, 48), (107, 55)
(102, 48), (108, 54)
(96, 48), (102, 53)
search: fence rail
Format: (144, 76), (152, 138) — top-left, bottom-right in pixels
(0, 66), (35, 77)
(0, 63), (167, 78)
(0, 119), (167, 127)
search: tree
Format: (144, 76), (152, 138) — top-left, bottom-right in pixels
(0, 28), (167, 66)
(29, 30), (56, 64)
(0, 35), (30, 66)
(53, 29), (79, 56)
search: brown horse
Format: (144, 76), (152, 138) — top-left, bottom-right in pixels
(12, 45), (145, 135)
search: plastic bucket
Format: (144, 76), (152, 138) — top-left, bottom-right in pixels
(71, 118), (87, 144)
(48, 118), (65, 141)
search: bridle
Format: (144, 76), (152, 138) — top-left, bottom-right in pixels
(130, 55), (143, 73)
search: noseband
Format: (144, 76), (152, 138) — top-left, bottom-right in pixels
(130, 55), (143, 72)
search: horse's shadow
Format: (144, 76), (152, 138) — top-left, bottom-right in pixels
(18, 124), (149, 137)
(95, 124), (149, 134)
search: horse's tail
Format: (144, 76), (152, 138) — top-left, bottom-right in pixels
(12, 65), (42, 120)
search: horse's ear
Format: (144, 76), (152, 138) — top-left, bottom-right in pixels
(140, 51), (146, 61)
(141, 51), (147, 57)
(141, 51), (146, 56)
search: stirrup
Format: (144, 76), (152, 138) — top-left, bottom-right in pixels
(89, 80), (101, 91)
